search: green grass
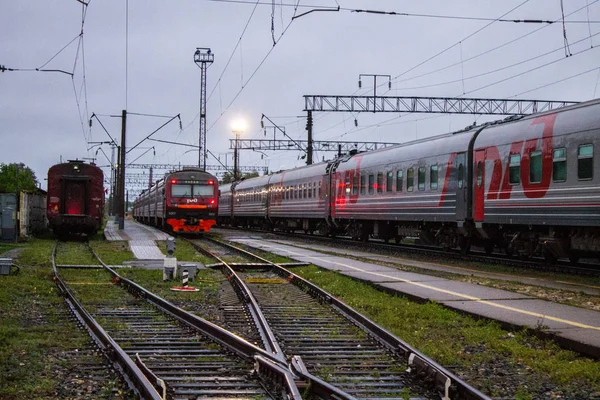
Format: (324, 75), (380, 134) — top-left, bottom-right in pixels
(90, 240), (136, 265)
(291, 265), (600, 396)
(0, 242), (23, 256)
(14, 239), (54, 267)
(119, 267), (223, 308)
(0, 266), (119, 399)
(156, 240), (214, 264)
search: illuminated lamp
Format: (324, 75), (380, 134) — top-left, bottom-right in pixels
(210, 199), (215, 204)
(171, 179), (177, 184)
(208, 180), (214, 185)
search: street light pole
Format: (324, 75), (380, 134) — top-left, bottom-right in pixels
(232, 130), (241, 181)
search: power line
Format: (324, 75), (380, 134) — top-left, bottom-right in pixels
(511, 65), (600, 97)
(202, 0), (600, 24)
(463, 45), (600, 96)
(206, 0), (302, 134)
(392, 0), (531, 81)
(396, 30), (600, 92)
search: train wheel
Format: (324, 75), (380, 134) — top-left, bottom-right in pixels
(569, 255), (580, 265)
(459, 236), (471, 255)
(484, 241), (494, 255)
(543, 248), (558, 264)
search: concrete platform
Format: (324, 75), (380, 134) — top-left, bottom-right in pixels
(104, 220), (169, 260)
(232, 237), (600, 359)
(265, 239), (600, 296)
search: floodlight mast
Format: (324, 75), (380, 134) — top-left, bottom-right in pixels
(194, 47), (214, 171)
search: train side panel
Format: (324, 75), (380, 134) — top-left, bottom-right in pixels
(230, 175), (271, 227)
(329, 132), (473, 242)
(473, 100), (600, 257)
(268, 163), (329, 232)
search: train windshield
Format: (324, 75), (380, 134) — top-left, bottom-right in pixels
(171, 184), (213, 197)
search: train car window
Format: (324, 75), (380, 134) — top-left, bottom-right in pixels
(430, 165), (439, 190)
(578, 144), (594, 180)
(529, 151), (542, 184)
(313, 182), (317, 198)
(386, 171), (393, 192)
(418, 167), (425, 191)
(308, 182), (313, 198)
(407, 168), (414, 192)
(352, 175), (359, 195)
(552, 148), (567, 182)
(396, 170), (403, 192)
(345, 177), (351, 194)
(377, 173), (383, 193)
(458, 164), (464, 189)
(360, 175), (366, 195)
(318, 181), (322, 198)
(171, 184), (192, 197)
(368, 175), (375, 194)
(304, 183), (308, 198)
(509, 154), (521, 184)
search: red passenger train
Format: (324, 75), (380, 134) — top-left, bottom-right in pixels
(219, 98), (600, 262)
(47, 160), (105, 236)
(133, 168), (218, 233)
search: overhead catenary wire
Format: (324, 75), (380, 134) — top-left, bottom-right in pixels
(462, 45), (599, 96)
(392, 0), (531, 82)
(390, 0), (599, 88)
(511, 65), (600, 97)
(201, 0), (600, 24)
(342, 1), (599, 144)
(395, 30), (600, 92)
(205, 0), (302, 133)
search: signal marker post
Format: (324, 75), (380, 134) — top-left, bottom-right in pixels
(170, 268), (199, 292)
(163, 236), (177, 281)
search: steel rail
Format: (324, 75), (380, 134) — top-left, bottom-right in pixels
(86, 244), (303, 400)
(51, 243), (163, 400)
(186, 237), (357, 400)
(179, 237), (285, 362)
(204, 236), (491, 400)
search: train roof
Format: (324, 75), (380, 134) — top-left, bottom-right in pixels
(48, 160), (103, 176)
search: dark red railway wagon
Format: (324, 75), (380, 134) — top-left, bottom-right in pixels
(47, 160), (105, 236)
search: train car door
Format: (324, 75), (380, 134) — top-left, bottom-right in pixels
(63, 179), (87, 215)
(473, 149), (486, 222)
(454, 152), (467, 221)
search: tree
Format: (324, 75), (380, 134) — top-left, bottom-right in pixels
(0, 163), (39, 193)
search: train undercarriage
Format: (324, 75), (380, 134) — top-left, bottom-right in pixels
(219, 215), (599, 263)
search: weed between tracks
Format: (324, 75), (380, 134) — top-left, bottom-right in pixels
(156, 239), (214, 264)
(292, 265), (600, 399)
(0, 265), (134, 399)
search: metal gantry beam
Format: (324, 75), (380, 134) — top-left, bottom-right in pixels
(229, 139), (399, 153)
(303, 95), (579, 115)
(99, 163), (268, 173)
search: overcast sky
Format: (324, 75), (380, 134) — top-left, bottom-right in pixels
(2, 0), (599, 194)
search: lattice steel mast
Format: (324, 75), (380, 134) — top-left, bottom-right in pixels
(194, 48), (214, 171)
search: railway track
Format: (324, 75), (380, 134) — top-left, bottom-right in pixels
(186, 236), (489, 400)
(51, 241), (302, 400)
(217, 226), (600, 277)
